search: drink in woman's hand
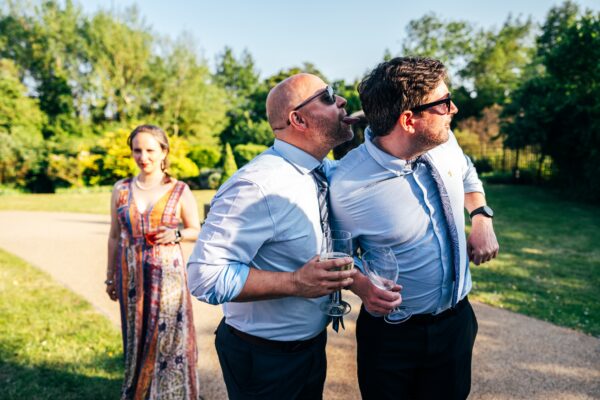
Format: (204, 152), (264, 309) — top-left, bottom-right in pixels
(145, 231), (159, 245)
(320, 251), (353, 271)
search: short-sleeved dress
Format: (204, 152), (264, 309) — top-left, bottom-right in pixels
(114, 178), (199, 400)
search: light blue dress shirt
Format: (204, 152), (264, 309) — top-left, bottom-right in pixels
(330, 129), (484, 316)
(187, 139), (335, 341)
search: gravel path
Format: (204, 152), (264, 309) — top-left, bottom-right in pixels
(0, 211), (598, 399)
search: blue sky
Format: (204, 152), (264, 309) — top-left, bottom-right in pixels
(78, 0), (600, 82)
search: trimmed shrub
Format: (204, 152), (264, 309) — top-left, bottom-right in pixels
(188, 145), (222, 169)
(233, 143), (268, 167)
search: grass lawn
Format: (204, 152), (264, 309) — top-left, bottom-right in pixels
(1, 184), (598, 336)
(470, 184), (600, 336)
(0, 190), (217, 219)
(0, 248), (123, 399)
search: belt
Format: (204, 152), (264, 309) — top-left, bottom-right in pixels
(226, 323), (325, 352)
(362, 296), (470, 325)
(407, 296), (470, 324)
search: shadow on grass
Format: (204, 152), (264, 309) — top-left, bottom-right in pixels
(0, 352), (123, 400)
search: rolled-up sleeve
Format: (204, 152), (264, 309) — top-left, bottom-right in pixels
(448, 130), (484, 195)
(462, 154), (484, 194)
(187, 178), (274, 304)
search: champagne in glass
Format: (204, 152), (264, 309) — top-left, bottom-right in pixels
(319, 230), (352, 317)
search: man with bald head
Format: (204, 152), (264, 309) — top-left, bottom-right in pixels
(187, 73), (357, 399)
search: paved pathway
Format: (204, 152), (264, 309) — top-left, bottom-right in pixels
(0, 211), (598, 399)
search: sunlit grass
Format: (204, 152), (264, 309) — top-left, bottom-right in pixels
(0, 249), (123, 399)
(470, 184), (600, 336)
(0, 190), (217, 219)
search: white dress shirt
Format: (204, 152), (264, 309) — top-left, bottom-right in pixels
(187, 139), (334, 340)
(330, 129), (484, 315)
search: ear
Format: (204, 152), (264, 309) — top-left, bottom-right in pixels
(398, 110), (416, 133)
(288, 110), (308, 131)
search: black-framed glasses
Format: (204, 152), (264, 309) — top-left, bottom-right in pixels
(292, 86), (337, 111)
(411, 93), (452, 114)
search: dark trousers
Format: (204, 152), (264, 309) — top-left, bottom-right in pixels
(215, 318), (327, 400)
(356, 297), (478, 400)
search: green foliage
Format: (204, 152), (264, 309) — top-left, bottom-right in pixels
(233, 143), (268, 167)
(220, 142), (237, 185)
(400, 12), (535, 123)
(332, 79), (361, 115)
(188, 145), (222, 169)
(145, 38), (229, 144)
(215, 48), (271, 148)
(197, 169), (222, 190)
(166, 134), (200, 179)
(0, 248), (123, 399)
(89, 128), (137, 185)
(84, 8), (153, 122)
(222, 112), (273, 148)
(401, 12), (483, 81)
(0, 59), (46, 187)
(501, 3), (600, 201)
(215, 46), (260, 101)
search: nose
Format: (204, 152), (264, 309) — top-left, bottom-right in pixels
(336, 95), (347, 108)
(450, 100), (458, 115)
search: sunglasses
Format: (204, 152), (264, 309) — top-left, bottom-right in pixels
(411, 93), (452, 114)
(292, 86), (337, 111)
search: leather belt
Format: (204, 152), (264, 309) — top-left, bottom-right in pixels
(226, 323), (325, 352)
(406, 296), (469, 324)
(362, 296), (470, 325)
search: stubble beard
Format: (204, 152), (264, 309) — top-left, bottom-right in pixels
(318, 118), (354, 150)
(414, 121), (451, 152)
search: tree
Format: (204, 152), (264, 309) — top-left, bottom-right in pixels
(501, 2), (600, 201)
(84, 7), (153, 123)
(145, 36), (228, 144)
(0, 58), (46, 187)
(463, 16), (535, 112)
(220, 142), (238, 185)
(401, 13), (483, 82)
(215, 47), (268, 147)
(0, 0), (88, 137)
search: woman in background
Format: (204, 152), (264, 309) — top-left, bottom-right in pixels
(105, 124), (201, 399)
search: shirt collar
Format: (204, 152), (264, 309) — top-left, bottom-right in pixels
(273, 139), (322, 175)
(364, 127), (417, 176)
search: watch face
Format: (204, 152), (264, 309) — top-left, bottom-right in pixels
(471, 205), (494, 219)
(483, 206), (494, 217)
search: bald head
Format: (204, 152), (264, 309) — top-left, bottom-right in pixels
(266, 73), (327, 130)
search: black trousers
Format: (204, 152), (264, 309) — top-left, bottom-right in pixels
(356, 297), (478, 400)
(215, 318), (327, 400)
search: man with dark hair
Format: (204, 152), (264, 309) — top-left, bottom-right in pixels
(330, 57), (499, 399)
(187, 73), (358, 400)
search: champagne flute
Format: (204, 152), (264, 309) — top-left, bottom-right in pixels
(319, 230), (353, 317)
(362, 246), (412, 324)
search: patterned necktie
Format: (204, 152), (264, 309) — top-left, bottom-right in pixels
(418, 153), (461, 307)
(311, 165), (330, 235)
(311, 164), (344, 332)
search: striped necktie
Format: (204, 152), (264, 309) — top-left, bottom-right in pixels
(418, 153), (461, 307)
(311, 164), (344, 332)
(311, 164), (330, 235)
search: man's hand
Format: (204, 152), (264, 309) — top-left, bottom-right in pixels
(350, 272), (402, 315)
(467, 215), (499, 265)
(291, 255), (356, 298)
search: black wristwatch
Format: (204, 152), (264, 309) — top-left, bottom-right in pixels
(470, 205), (494, 219)
(174, 229), (182, 243)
